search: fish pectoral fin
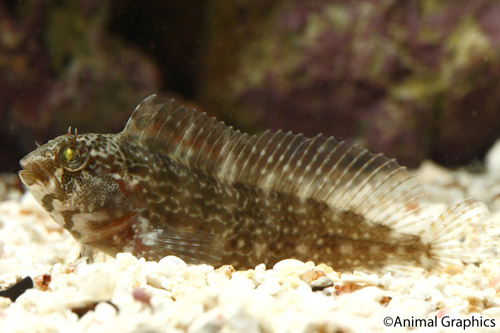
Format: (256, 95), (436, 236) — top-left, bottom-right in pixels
(155, 227), (224, 265)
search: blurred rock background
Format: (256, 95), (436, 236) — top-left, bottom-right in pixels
(2, 0), (500, 173)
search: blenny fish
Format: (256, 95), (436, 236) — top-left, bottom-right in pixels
(18, 95), (490, 271)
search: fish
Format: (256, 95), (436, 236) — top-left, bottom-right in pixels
(18, 95), (492, 271)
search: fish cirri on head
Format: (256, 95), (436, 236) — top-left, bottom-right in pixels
(18, 95), (494, 271)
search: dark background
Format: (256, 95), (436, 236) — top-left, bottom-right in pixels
(2, 0), (500, 173)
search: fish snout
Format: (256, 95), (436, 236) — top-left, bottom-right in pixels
(18, 154), (51, 187)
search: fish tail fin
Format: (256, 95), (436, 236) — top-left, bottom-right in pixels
(423, 199), (496, 271)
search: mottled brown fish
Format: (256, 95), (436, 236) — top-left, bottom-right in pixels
(18, 95), (490, 271)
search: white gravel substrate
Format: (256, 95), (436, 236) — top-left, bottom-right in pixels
(4, 142), (500, 332)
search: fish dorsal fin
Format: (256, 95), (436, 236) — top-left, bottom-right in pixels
(122, 95), (426, 228)
(122, 95), (252, 178)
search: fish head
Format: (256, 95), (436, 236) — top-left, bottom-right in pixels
(18, 129), (142, 245)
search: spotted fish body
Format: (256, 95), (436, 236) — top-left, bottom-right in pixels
(19, 95), (489, 271)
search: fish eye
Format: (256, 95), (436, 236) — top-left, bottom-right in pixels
(62, 146), (78, 162)
(57, 142), (90, 172)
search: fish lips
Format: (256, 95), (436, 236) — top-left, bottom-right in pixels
(18, 155), (50, 187)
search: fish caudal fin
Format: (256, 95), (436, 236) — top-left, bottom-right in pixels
(423, 199), (496, 270)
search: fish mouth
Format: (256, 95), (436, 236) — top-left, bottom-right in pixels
(18, 155), (50, 187)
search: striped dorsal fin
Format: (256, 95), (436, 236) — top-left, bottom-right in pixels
(122, 95), (426, 229)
